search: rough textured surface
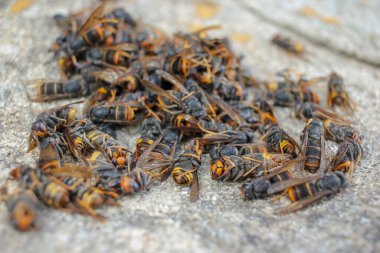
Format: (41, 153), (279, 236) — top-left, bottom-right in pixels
(0, 0), (379, 252)
(240, 0), (380, 66)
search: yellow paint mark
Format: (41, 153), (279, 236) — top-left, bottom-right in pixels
(321, 16), (341, 25)
(11, 0), (35, 15)
(299, 7), (320, 18)
(231, 33), (251, 43)
(195, 0), (220, 19)
(299, 6), (341, 25)
(190, 23), (204, 33)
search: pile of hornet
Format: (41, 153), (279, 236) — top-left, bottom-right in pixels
(3, 4), (364, 231)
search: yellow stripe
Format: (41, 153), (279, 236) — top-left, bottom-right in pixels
(114, 50), (120, 65)
(115, 106), (120, 121)
(305, 183), (313, 197)
(37, 80), (42, 96)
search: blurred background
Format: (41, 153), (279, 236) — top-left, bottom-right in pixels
(0, 1), (379, 253)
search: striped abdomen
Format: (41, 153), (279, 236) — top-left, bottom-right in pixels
(304, 138), (322, 173)
(83, 27), (106, 46)
(170, 57), (190, 76)
(38, 182), (70, 208)
(270, 171), (292, 184)
(288, 182), (317, 202)
(109, 105), (135, 122)
(38, 82), (65, 97)
(87, 129), (111, 147)
(103, 50), (130, 66)
(172, 163), (195, 186)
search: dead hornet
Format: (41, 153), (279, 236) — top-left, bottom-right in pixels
(198, 128), (254, 147)
(271, 85), (321, 108)
(83, 71), (143, 115)
(261, 124), (303, 158)
(10, 166), (72, 210)
(84, 152), (122, 197)
(328, 139), (363, 176)
(158, 70), (211, 118)
(271, 34), (304, 55)
(134, 115), (165, 160)
(166, 47), (204, 77)
(88, 101), (138, 124)
(86, 43), (138, 67)
(141, 76), (206, 119)
(96, 137), (157, 195)
(241, 159), (298, 200)
(84, 123), (132, 171)
(323, 119), (363, 143)
(264, 171), (347, 214)
(210, 146), (292, 182)
(171, 140), (202, 202)
(68, 4), (118, 53)
(300, 119), (328, 173)
(28, 102), (80, 154)
(2, 188), (39, 231)
(103, 67), (142, 95)
(100, 136), (164, 195)
(57, 175), (118, 221)
(135, 132), (159, 161)
(97, 168), (152, 195)
(25, 77), (90, 102)
(51, 4), (121, 53)
(74, 118), (116, 149)
(182, 76), (218, 118)
(84, 65), (139, 86)
(327, 72), (356, 112)
(139, 129), (179, 180)
(295, 102), (348, 124)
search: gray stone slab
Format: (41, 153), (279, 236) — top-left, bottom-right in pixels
(0, 0), (379, 253)
(240, 0), (380, 66)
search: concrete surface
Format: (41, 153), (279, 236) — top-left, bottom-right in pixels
(240, 0), (380, 66)
(0, 0), (379, 252)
